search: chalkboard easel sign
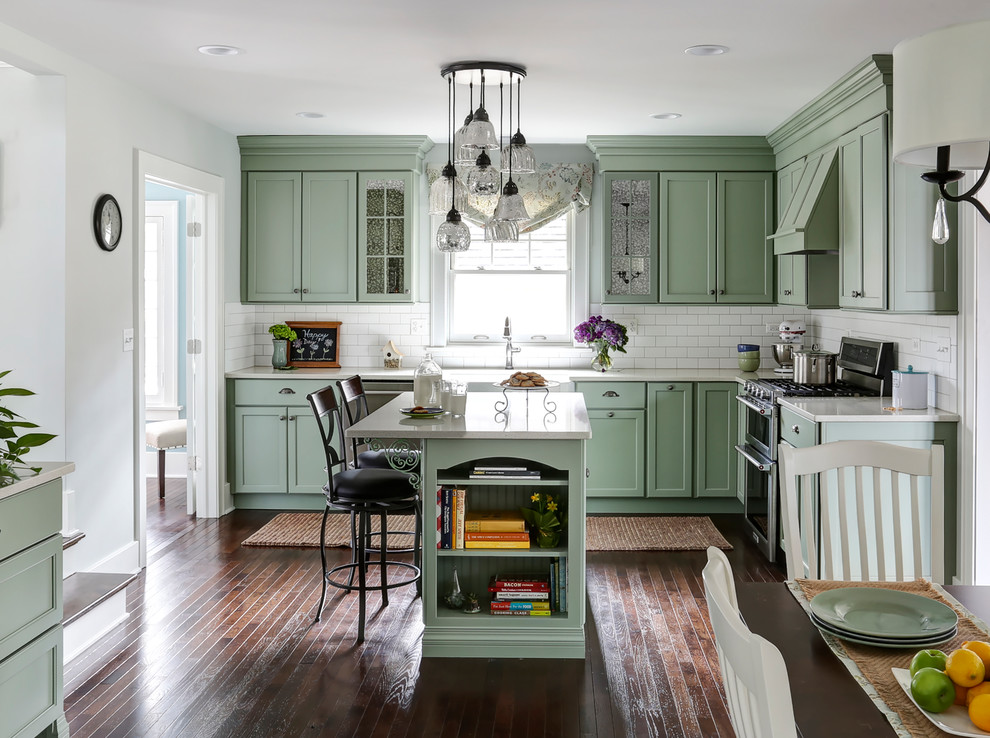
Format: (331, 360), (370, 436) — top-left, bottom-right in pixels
(286, 321), (341, 368)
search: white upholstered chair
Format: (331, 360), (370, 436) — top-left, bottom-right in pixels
(778, 440), (945, 583)
(145, 419), (187, 499)
(702, 547), (797, 738)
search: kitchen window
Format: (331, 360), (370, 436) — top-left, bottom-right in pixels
(432, 209), (588, 345)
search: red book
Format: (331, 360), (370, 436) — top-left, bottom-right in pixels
(488, 583), (550, 592)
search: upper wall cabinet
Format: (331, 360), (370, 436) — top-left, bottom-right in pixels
(602, 173), (658, 302)
(239, 136), (431, 304)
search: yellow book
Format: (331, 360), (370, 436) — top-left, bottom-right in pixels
(464, 510), (527, 533)
(464, 540), (531, 549)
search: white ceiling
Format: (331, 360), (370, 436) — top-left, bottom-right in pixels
(2, 0), (990, 143)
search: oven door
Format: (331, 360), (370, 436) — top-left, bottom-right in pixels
(736, 394), (777, 460)
(735, 443), (777, 562)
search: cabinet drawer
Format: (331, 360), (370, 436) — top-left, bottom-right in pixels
(0, 625), (62, 738)
(0, 481), (61, 561)
(574, 382), (645, 410)
(780, 408), (817, 448)
(0, 536), (61, 663)
(232, 379), (330, 406)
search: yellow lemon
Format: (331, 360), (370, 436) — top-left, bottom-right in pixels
(969, 693), (990, 732)
(967, 682), (990, 707)
(947, 648), (987, 688)
(963, 641), (990, 674)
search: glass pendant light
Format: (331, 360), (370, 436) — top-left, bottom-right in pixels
(454, 82), (476, 166)
(428, 161), (468, 215)
(466, 150), (499, 196)
(932, 197), (950, 244)
(484, 217), (519, 242)
(461, 72), (499, 151)
(500, 77), (536, 174)
(436, 74), (471, 252)
(492, 77), (530, 223)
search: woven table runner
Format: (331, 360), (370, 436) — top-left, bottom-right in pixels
(788, 579), (990, 738)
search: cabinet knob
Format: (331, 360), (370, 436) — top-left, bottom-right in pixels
(851, 290), (862, 298)
(606, 289), (612, 296)
(279, 415), (287, 421)
(288, 415), (296, 421)
(718, 289), (725, 295)
(293, 288), (300, 294)
(709, 289), (716, 295)
(607, 411), (614, 418)
(302, 288), (309, 294)
(792, 425), (800, 434)
(586, 468), (590, 478)
(667, 384), (675, 390)
(279, 388), (296, 394)
(404, 289), (410, 294)
(603, 390), (620, 397)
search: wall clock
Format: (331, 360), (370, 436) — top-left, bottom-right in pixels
(93, 193), (122, 251)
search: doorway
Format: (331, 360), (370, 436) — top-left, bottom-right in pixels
(135, 151), (225, 570)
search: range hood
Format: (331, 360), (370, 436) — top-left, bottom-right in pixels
(768, 147), (839, 254)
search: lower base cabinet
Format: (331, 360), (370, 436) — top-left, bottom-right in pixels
(647, 383), (694, 497)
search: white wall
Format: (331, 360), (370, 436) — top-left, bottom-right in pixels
(0, 21), (241, 573)
(0, 66), (66, 459)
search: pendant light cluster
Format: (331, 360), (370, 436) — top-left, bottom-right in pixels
(432, 61), (536, 251)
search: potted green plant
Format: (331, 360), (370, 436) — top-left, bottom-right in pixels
(267, 323), (297, 370)
(0, 370), (56, 485)
(520, 491), (566, 548)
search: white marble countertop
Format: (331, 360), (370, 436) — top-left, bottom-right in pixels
(226, 365), (767, 384)
(0, 461), (75, 502)
(344, 392), (592, 440)
(778, 397), (960, 423)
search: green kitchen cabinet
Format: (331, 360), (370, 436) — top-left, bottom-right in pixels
(244, 171), (358, 303)
(838, 115), (888, 310)
(659, 172), (774, 304)
(695, 383), (738, 498)
(358, 172), (415, 301)
(575, 381), (646, 497)
(602, 173), (659, 302)
(229, 379), (331, 506)
(647, 382), (694, 498)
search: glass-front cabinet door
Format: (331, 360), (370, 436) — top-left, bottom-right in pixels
(602, 172), (658, 303)
(358, 171), (414, 302)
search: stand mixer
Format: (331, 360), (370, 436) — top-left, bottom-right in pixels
(771, 320), (805, 375)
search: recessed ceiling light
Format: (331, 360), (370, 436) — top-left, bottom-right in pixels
(684, 44), (729, 56)
(198, 45), (242, 57)
(296, 112), (326, 119)
(650, 113), (682, 120)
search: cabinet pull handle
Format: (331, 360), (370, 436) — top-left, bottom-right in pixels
(666, 384), (674, 390)
(851, 290), (862, 298)
(293, 288), (300, 294)
(586, 468), (590, 478)
(279, 388), (296, 394)
(603, 390), (620, 397)
(279, 415), (287, 421)
(607, 411), (614, 418)
(792, 425), (800, 434)
(783, 289), (792, 296)
(709, 289), (716, 295)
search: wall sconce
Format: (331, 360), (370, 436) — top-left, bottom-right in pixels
(893, 20), (990, 244)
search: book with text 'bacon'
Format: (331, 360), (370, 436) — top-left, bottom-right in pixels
(491, 573), (549, 588)
(464, 510), (527, 533)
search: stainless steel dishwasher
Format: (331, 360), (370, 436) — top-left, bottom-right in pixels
(360, 378), (413, 413)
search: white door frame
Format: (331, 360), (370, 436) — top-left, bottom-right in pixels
(134, 150), (226, 569)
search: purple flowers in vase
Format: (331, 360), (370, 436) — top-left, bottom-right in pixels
(573, 315), (629, 372)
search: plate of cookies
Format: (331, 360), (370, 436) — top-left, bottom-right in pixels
(495, 371), (559, 390)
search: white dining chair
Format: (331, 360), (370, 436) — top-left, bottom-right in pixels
(778, 440), (945, 583)
(703, 547), (798, 738)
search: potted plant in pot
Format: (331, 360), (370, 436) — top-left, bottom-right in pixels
(0, 370), (56, 485)
(267, 323), (298, 370)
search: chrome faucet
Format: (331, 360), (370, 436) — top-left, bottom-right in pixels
(503, 316), (521, 370)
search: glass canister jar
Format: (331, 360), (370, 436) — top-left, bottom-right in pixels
(737, 343), (761, 372)
(413, 353), (443, 407)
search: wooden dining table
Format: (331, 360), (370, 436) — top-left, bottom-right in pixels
(737, 583), (990, 738)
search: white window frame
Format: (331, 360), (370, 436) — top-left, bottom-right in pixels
(144, 200), (180, 418)
(429, 208), (589, 347)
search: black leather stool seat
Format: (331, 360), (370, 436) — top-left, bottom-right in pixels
(333, 467), (418, 503)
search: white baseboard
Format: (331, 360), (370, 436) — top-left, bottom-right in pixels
(64, 592), (129, 663)
(90, 540), (141, 575)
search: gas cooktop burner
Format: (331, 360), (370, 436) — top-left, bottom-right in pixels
(749, 378), (878, 398)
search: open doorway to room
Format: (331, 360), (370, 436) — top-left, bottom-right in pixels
(135, 152), (225, 569)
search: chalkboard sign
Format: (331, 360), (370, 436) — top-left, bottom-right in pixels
(286, 321), (341, 368)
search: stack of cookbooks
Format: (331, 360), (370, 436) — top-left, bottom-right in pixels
(468, 465), (541, 480)
(488, 573), (551, 616)
(463, 510), (530, 549)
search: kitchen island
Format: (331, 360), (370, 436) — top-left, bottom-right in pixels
(345, 391), (591, 659)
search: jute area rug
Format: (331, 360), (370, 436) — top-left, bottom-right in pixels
(242, 513), (731, 551)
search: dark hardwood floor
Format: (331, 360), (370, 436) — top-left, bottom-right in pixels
(63, 481), (784, 737)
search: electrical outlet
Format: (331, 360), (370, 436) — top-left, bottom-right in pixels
(766, 323), (779, 334)
(912, 338), (922, 354)
(626, 317), (638, 336)
(122, 328), (134, 352)
(410, 318), (427, 336)
(936, 335), (951, 356)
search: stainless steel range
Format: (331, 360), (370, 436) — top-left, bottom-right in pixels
(735, 336), (895, 561)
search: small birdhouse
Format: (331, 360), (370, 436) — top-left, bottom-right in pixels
(382, 340), (404, 369)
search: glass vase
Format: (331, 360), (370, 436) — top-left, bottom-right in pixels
(591, 347), (613, 373)
(536, 529), (561, 548)
(271, 339), (290, 369)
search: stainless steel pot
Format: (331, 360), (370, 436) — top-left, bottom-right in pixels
(792, 350), (837, 384)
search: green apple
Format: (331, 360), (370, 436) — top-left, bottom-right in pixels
(911, 667), (956, 713)
(910, 649), (948, 677)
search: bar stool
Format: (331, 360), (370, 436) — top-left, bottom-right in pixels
(307, 385), (421, 642)
(336, 375), (420, 473)
(145, 419), (187, 499)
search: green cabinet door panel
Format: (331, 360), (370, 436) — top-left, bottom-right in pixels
(717, 172), (774, 303)
(289, 411), (329, 495)
(647, 382), (694, 497)
(232, 407), (289, 494)
(358, 172), (415, 302)
(602, 172), (659, 303)
(659, 172), (716, 303)
(302, 172), (357, 302)
(586, 410), (646, 497)
(245, 172), (302, 301)
(0, 536), (61, 665)
(695, 383), (739, 498)
(0, 625), (63, 738)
